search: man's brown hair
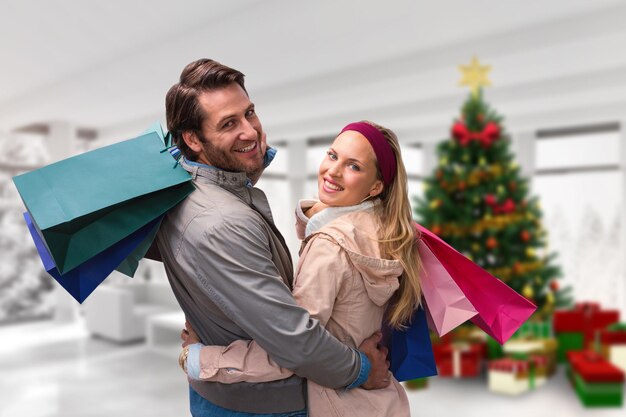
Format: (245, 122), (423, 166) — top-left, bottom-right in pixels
(165, 59), (247, 159)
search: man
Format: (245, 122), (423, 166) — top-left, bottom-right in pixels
(156, 59), (390, 416)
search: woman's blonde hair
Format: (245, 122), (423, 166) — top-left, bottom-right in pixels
(363, 121), (422, 329)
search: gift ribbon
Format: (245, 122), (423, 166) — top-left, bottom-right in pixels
(574, 302), (600, 314)
(452, 343), (469, 378)
(453, 348), (460, 377)
(452, 121), (500, 148)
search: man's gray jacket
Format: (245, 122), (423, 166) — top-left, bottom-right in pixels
(156, 159), (362, 414)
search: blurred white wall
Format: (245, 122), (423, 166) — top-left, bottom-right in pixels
(0, 0), (625, 321)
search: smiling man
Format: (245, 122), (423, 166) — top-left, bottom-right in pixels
(155, 59), (390, 417)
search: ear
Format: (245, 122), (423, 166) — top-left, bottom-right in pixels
(369, 179), (384, 198)
(182, 131), (203, 154)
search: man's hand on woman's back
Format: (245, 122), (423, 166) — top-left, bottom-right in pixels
(358, 331), (391, 390)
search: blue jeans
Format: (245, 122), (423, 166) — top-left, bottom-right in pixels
(189, 386), (307, 417)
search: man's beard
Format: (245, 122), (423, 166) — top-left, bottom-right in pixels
(199, 136), (264, 178)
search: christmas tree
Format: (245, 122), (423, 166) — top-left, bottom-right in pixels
(414, 58), (571, 318)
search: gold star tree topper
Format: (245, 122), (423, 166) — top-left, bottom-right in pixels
(458, 57), (492, 97)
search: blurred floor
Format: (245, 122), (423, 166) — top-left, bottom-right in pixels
(0, 319), (623, 417)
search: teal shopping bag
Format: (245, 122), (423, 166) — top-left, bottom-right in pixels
(13, 129), (193, 274)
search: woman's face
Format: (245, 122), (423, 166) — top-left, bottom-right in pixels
(318, 130), (384, 207)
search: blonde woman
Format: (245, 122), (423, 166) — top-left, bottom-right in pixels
(181, 121), (421, 417)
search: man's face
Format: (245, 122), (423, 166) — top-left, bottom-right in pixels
(189, 83), (265, 178)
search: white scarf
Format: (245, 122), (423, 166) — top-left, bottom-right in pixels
(305, 200), (375, 238)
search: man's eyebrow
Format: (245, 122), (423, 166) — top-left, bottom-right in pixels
(216, 104), (255, 127)
(216, 113), (236, 127)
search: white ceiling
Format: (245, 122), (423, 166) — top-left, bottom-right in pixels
(1, 0), (625, 140)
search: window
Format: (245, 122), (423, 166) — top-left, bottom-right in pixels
(305, 139), (333, 199)
(532, 126), (623, 310)
(256, 142), (290, 238)
(264, 143), (288, 177)
(401, 143), (424, 213)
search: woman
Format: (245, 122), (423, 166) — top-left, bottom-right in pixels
(180, 121), (421, 416)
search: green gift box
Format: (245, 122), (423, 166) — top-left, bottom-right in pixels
(486, 336), (504, 360)
(557, 332), (585, 363)
(567, 351), (624, 407)
(512, 320), (553, 339)
(573, 373), (623, 407)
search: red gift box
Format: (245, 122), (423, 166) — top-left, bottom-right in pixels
(530, 355), (549, 368)
(489, 358), (529, 372)
(600, 328), (626, 345)
(567, 351), (625, 383)
(433, 343), (482, 377)
(553, 302), (619, 348)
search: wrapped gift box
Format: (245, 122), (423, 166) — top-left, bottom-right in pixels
(488, 359), (530, 395)
(555, 332), (585, 363)
(488, 357), (546, 395)
(451, 327), (488, 359)
(567, 351), (624, 407)
(486, 336), (504, 360)
(512, 319), (553, 339)
(487, 319), (554, 360)
(529, 355), (549, 385)
(503, 338), (558, 375)
(433, 342), (482, 378)
(600, 324), (626, 373)
(553, 302), (619, 362)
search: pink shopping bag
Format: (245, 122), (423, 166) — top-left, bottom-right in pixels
(416, 223), (536, 344)
(418, 238), (478, 336)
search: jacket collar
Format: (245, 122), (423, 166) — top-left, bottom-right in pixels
(180, 146), (277, 190)
(305, 200), (375, 237)
(181, 158), (252, 190)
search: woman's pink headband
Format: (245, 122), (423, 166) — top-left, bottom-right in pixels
(340, 122), (397, 187)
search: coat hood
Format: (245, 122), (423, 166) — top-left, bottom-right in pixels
(308, 210), (403, 307)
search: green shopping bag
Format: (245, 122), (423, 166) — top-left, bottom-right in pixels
(13, 129), (193, 274)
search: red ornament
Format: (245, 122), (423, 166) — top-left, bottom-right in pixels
(431, 225), (442, 236)
(486, 237), (498, 250)
(484, 194), (497, 206)
(500, 198), (516, 214)
(520, 230), (531, 243)
(458, 181), (466, 191)
(550, 281), (559, 291)
(512, 262), (523, 275)
(452, 121), (500, 148)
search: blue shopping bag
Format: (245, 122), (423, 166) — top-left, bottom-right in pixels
(24, 212), (162, 303)
(388, 306), (438, 381)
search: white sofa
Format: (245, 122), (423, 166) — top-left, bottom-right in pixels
(83, 277), (181, 343)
